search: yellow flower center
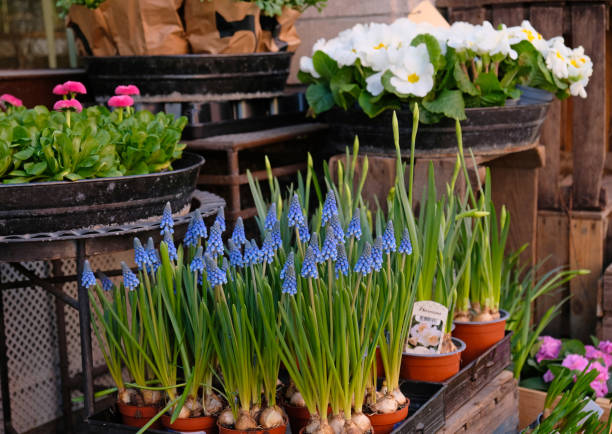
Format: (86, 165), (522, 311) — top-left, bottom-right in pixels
(537, 33), (542, 40)
(407, 73), (420, 83)
(556, 51), (564, 60)
(373, 42), (386, 50)
(571, 59), (579, 68)
(580, 57), (586, 63)
(523, 29), (535, 42)
(351, 49), (357, 53)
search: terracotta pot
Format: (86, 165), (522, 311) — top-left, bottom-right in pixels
(367, 404), (410, 434)
(375, 347), (384, 378)
(452, 309), (508, 365)
(217, 421), (287, 434)
(117, 402), (162, 429)
(284, 403), (312, 433)
(161, 414), (218, 433)
(400, 338), (465, 382)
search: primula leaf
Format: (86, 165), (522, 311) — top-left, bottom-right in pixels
(312, 50), (339, 80)
(298, 70), (318, 85)
(306, 83), (335, 114)
(561, 339), (585, 356)
(453, 60), (479, 96)
(330, 67), (360, 110)
(519, 376), (549, 391)
(411, 33), (444, 71)
(358, 90), (401, 118)
(422, 89), (466, 120)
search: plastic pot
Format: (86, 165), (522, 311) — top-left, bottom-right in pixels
(161, 414), (218, 432)
(117, 402), (162, 429)
(367, 404), (410, 434)
(217, 421), (287, 434)
(284, 403), (312, 433)
(400, 338), (465, 382)
(452, 309), (508, 365)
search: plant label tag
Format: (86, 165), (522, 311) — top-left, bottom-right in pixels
(577, 398), (603, 426)
(405, 300), (448, 354)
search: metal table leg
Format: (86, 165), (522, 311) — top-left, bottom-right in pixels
(76, 240), (94, 419)
(0, 264), (14, 433)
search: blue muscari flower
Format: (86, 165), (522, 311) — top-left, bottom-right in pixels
(81, 260), (96, 288)
(301, 247), (318, 279)
(228, 239), (243, 267)
(321, 190), (338, 226)
(265, 203), (277, 231)
(244, 239), (260, 266)
(288, 194), (305, 228)
(260, 231), (276, 263)
(214, 208), (226, 233)
(231, 217), (247, 245)
(399, 228), (413, 255)
(282, 264), (297, 295)
(146, 237), (160, 272)
(372, 236), (383, 272)
(335, 243), (349, 277)
(321, 225), (337, 261)
(184, 211), (207, 247)
(121, 262), (140, 290)
(222, 256), (229, 273)
(205, 254), (227, 287)
(160, 202), (174, 236)
(98, 272), (114, 292)
(331, 214), (345, 243)
(164, 232), (178, 261)
(190, 246), (205, 273)
(347, 210), (362, 240)
(206, 222), (224, 258)
(280, 252), (294, 280)
(133, 238), (149, 270)
(309, 232), (323, 263)
(298, 223), (310, 242)
(382, 220), (396, 253)
(272, 221), (282, 249)
(354, 243), (373, 275)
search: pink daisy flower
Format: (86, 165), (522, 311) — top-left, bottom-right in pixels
(52, 84), (68, 95)
(63, 81), (87, 95)
(108, 95), (134, 108)
(1, 94), (23, 107)
(53, 98), (83, 113)
(115, 85), (140, 96)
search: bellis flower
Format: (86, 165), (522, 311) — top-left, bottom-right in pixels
(265, 203), (277, 231)
(121, 262), (139, 290)
(535, 336), (562, 363)
(214, 208), (226, 233)
(301, 247), (319, 279)
(81, 260), (96, 288)
(53, 98), (83, 113)
(52, 84), (68, 96)
(115, 84), (140, 96)
(63, 81), (87, 95)
(0, 94), (22, 107)
(108, 95), (134, 108)
(160, 202), (174, 235)
(288, 194), (305, 227)
(232, 217), (247, 245)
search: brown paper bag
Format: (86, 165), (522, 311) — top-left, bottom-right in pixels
(68, 5), (117, 56)
(185, 0), (261, 54)
(257, 7), (301, 53)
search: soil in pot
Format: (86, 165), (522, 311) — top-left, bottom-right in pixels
(117, 402), (162, 429)
(400, 338), (465, 382)
(452, 309), (508, 365)
(161, 414), (218, 432)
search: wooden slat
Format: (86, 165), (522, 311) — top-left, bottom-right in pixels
(571, 4), (608, 209)
(491, 4), (525, 26)
(198, 162), (307, 186)
(439, 0), (612, 8)
(530, 5), (564, 209)
(447, 7), (487, 25)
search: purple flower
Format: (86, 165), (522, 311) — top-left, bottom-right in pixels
(585, 345), (612, 367)
(599, 340), (612, 354)
(265, 203), (277, 231)
(543, 370), (554, 383)
(214, 208), (226, 233)
(81, 260), (96, 288)
(398, 228), (412, 255)
(133, 238), (149, 270)
(562, 354), (589, 372)
(347, 210), (361, 240)
(288, 194), (305, 228)
(321, 225), (337, 261)
(321, 191), (338, 227)
(301, 247), (318, 279)
(231, 217), (247, 245)
(587, 361), (609, 383)
(382, 220), (396, 253)
(282, 264), (297, 295)
(228, 239), (243, 267)
(280, 252), (294, 280)
(535, 336), (562, 363)
(354, 243), (373, 275)
(591, 380), (608, 398)
(335, 243), (349, 277)
(160, 202), (174, 236)
(121, 262), (139, 290)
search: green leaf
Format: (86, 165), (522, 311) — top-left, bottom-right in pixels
(306, 84), (335, 114)
(24, 161), (47, 176)
(454, 61), (479, 96)
(13, 147), (34, 160)
(519, 376), (549, 391)
(330, 67), (360, 110)
(422, 89), (466, 120)
(411, 33), (444, 71)
(561, 339), (585, 356)
(358, 90), (401, 118)
(312, 50), (339, 80)
(298, 70), (318, 85)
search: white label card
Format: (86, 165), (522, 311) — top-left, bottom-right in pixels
(405, 300), (448, 355)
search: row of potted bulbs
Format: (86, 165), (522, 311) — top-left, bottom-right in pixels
(85, 112), (510, 433)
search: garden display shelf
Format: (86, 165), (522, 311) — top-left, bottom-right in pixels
(0, 191), (225, 434)
(393, 381), (445, 433)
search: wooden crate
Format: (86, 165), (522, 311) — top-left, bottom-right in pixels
(439, 370), (518, 433)
(395, 381), (446, 433)
(519, 386), (612, 430)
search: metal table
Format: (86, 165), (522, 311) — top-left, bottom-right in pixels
(0, 190), (225, 433)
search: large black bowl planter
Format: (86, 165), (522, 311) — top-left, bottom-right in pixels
(84, 53), (294, 99)
(324, 101), (551, 154)
(0, 152), (204, 236)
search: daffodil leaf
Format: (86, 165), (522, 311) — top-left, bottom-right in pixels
(453, 61), (478, 96)
(422, 89), (466, 121)
(410, 33), (444, 71)
(306, 83), (335, 114)
(312, 50), (339, 80)
(358, 90), (401, 118)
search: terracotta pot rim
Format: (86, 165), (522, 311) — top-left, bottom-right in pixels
(365, 401), (409, 417)
(453, 309), (509, 326)
(217, 420), (288, 433)
(161, 413), (217, 420)
(402, 337), (465, 358)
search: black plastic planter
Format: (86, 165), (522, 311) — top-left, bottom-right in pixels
(83, 53), (294, 98)
(0, 152), (204, 236)
(324, 101), (551, 154)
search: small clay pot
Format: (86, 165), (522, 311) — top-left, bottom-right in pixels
(161, 414), (218, 433)
(367, 404), (410, 434)
(452, 309), (508, 365)
(217, 421), (287, 434)
(117, 402), (162, 429)
(284, 403), (312, 433)
(400, 338), (465, 382)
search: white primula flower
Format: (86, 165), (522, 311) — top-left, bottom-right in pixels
(545, 37), (571, 79)
(570, 78), (588, 98)
(366, 71), (384, 96)
(299, 56), (320, 78)
(388, 44), (434, 97)
(469, 21), (517, 59)
(353, 23), (397, 71)
(447, 21), (477, 52)
(567, 47), (592, 98)
(508, 20), (548, 55)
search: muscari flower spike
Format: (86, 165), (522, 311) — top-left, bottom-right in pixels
(282, 264), (297, 295)
(146, 237), (160, 272)
(244, 239), (260, 266)
(228, 239), (244, 267)
(206, 222), (224, 258)
(121, 262), (140, 290)
(81, 260), (96, 288)
(382, 220), (396, 253)
(288, 193), (305, 228)
(331, 214), (345, 243)
(231, 217), (247, 245)
(321, 190), (338, 226)
(280, 252), (294, 280)
(399, 228), (413, 255)
(265, 203), (277, 231)
(190, 246), (205, 273)
(98, 272), (114, 292)
(301, 246), (319, 279)
(335, 243), (349, 277)
(272, 221), (282, 249)
(164, 232), (178, 261)
(347, 209), (362, 240)
(298, 223), (310, 242)
(133, 237), (149, 270)
(160, 202), (174, 235)
(372, 236), (383, 272)
(354, 243), (373, 275)
(321, 225), (337, 261)
(184, 211), (207, 247)
(205, 254), (227, 287)
(309, 232), (324, 263)
(214, 208), (226, 233)
(260, 231), (276, 264)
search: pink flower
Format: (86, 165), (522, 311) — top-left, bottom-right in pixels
(52, 84), (68, 95)
(599, 340), (612, 354)
(63, 81), (87, 95)
(585, 345), (612, 367)
(587, 361), (609, 383)
(108, 95), (134, 108)
(562, 354), (589, 372)
(536, 336), (562, 363)
(543, 369), (555, 383)
(53, 98), (83, 113)
(115, 85), (140, 96)
(591, 380), (608, 398)
(0, 94), (23, 107)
